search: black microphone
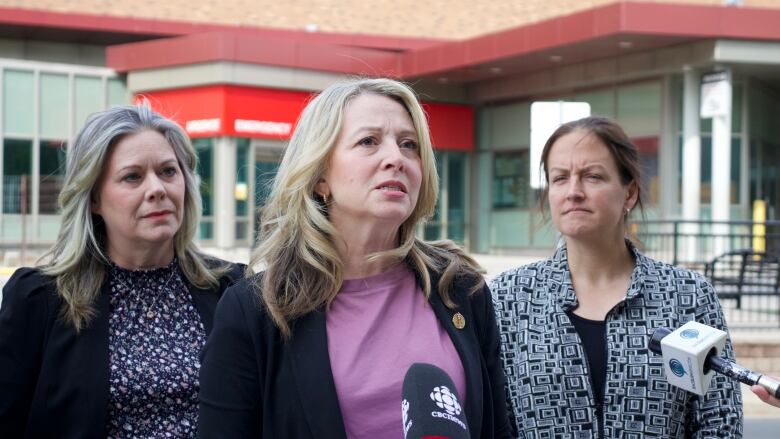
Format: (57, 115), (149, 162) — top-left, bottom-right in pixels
(649, 323), (780, 398)
(401, 363), (469, 439)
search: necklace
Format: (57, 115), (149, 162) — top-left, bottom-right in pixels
(110, 261), (179, 320)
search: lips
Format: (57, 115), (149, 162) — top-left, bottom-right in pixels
(375, 180), (407, 193)
(564, 207), (591, 214)
(143, 210), (173, 218)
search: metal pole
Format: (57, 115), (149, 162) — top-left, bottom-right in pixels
(673, 220), (679, 266)
(20, 174), (27, 265)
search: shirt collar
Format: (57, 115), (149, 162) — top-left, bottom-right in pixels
(550, 239), (647, 310)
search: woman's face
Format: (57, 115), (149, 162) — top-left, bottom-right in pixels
(316, 92), (423, 233)
(546, 129), (637, 241)
(92, 130), (185, 255)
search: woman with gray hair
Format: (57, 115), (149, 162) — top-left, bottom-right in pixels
(197, 78), (511, 438)
(0, 105), (244, 437)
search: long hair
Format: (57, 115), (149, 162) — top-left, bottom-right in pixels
(250, 78), (484, 338)
(40, 104), (229, 330)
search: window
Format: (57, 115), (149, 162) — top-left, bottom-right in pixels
(424, 152), (444, 240)
(194, 138), (214, 240)
(3, 139), (33, 213)
(253, 160), (280, 245)
(0, 60), (124, 243)
(446, 153), (467, 243)
(40, 73), (69, 139)
(74, 76), (103, 133)
(3, 70), (34, 135)
(107, 78), (127, 107)
(493, 152), (529, 209)
(235, 138), (250, 241)
(39, 140), (67, 214)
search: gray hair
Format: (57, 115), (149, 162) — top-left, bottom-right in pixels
(41, 104), (227, 330)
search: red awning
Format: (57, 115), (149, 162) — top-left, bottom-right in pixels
(138, 85), (474, 151)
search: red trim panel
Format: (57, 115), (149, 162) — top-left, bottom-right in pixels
(401, 1), (780, 77)
(108, 32), (401, 75)
(423, 103), (474, 152)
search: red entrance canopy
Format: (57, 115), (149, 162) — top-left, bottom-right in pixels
(137, 85), (474, 151)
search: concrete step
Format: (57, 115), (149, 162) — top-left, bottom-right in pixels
(730, 336), (780, 418)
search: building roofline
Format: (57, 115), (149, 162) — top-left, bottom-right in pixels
(92, 2), (780, 78)
(401, 1), (780, 78)
(0, 6), (444, 51)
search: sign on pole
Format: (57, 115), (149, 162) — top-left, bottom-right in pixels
(700, 71), (731, 118)
(529, 101), (591, 188)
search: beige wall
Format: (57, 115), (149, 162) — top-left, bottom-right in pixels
(2, 0), (779, 40)
(0, 38), (105, 66)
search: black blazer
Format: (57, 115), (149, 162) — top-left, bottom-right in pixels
(198, 269), (513, 439)
(0, 259), (244, 439)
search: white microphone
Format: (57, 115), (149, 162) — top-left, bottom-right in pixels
(649, 321), (780, 398)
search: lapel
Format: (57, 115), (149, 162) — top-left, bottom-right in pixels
(427, 275), (483, 438)
(190, 261), (245, 334)
(289, 310), (347, 439)
(44, 279), (111, 435)
(88, 280), (112, 434)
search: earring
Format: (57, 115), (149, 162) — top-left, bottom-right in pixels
(626, 207), (631, 214)
(322, 193), (329, 204)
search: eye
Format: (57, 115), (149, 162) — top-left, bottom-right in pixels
(400, 139), (419, 150)
(161, 166), (178, 177)
(586, 173), (602, 181)
(551, 175), (567, 183)
(122, 172), (141, 182)
(357, 137), (377, 147)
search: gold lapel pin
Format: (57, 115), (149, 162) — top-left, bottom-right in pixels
(452, 312), (466, 329)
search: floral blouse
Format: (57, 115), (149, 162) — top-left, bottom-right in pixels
(107, 259), (206, 438)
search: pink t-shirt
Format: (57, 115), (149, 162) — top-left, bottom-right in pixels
(326, 264), (466, 439)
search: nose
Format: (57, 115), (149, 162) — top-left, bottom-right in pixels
(565, 176), (585, 201)
(381, 142), (406, 172)
(145, 173), (167, 201)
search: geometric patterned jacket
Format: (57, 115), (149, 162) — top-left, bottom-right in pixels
(489, 243), (743, 438)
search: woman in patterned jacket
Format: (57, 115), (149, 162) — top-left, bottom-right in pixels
(490, 116), (743, 438)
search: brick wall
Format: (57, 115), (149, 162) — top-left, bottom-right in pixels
(1, 0), (779, 39)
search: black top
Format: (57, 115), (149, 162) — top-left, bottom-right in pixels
(566, 311), (607, 406)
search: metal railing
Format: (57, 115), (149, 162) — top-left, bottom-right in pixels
(634, 219), (780, 330)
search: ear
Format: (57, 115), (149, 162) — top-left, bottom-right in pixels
(625, 180), (639, 212)
(90, 194), (101, 215)
(314, 178), (330, 200)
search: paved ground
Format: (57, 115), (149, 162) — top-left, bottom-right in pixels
(745, 417), (780, 438)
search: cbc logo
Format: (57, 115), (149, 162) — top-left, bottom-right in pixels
(680, 329), (700, 339)
(669, 359), (686, 377)
(430, 386), (461, 416)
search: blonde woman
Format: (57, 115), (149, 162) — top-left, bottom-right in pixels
(0, 105), (244, 438)
(198, 78), (511, 438)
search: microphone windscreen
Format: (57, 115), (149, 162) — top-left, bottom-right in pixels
(648, 327), (672, 355)
(401, 363), (469, 439)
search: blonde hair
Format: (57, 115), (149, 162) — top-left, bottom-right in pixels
(40, 104), (229, 330)
(250, 78), (484, 338)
